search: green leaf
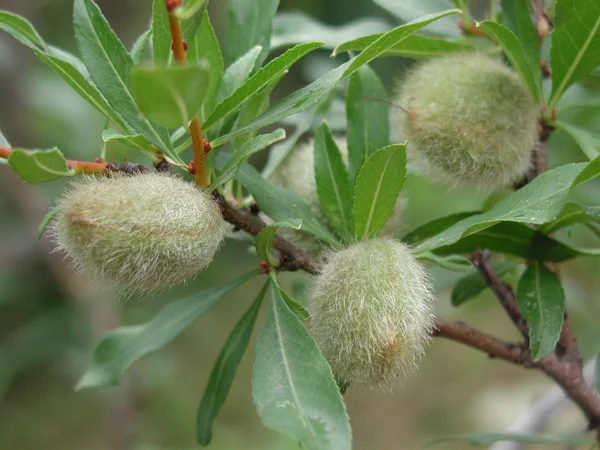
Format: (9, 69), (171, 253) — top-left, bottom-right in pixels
(314, 122), (354, 240)
(74, 0), (180, 162)
(418, 253), (472, 272)
(541, 202), (600, 234)
(211, 129), (286, 188)
(196, 280), (268, 446)
(476, 21), (541, 101)
(256, 220), (303, 266)
(34, 51), (127, 130)
(414, 157), (600, 253)
(132, 64), (211, 128)
(175, 0), (208, 20)
(354, 144), (407, 240)
(37, 206), (60, 241)
(252, 277), (352, 450)
(433, 222), (596, 262)
(346, 66), (389, 178)
(403, 212), (479, 246)
(0, 10), (45, 49)
(333, 33), (473, 58)
(227, 0), (279, 68)
(189, 11), (223, 118)
(130, 28), (152, 64)
(555, 121), (600, 160)
(77, 270), (260, 389)
(152, 0), (172, 66)
(452, 262), (517, 307)
(501, 0), (542, 94)
(373, 0), (460, 36)
(204, 42), (322, 131)
(207, 45), (262, 139)
(212, 10), (460, 148)
(271, 12), (388, 51)
(222, 156), (340, 247)
(8, 148), (75, 183)
(102, 129), (152, 153)
(517, 262), (565, 361)
(343, 10), (461, 78)
(278, 286), (309, 321)
(425, 432), (594, 448)
(548, 0), (600, 112)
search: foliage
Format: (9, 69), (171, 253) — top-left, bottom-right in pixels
(1, 0), (600, 448)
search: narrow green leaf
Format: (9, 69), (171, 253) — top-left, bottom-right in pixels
(189, 11), (223, 118)
(403, 212), (479, 246)
(34, 51), (127, 130)
(425, 432), (594, 448)
(175, 0), (208, 20)
(211, 129), (286, 188)
(333, 33), (473, 58)
(314, 122), (354, 239)
(256, 219), (303, 266)
(272, 12), (388, 51)
(229, 72), (285, 153)
(207, 45), (262, 139)
(37, 206), (60, 241)
(346, 66), (389, 178)
(132, 64), (211, 128)
(548, 0), (600, 111)
(556, 121), (600, 160)
(130, 28), (152, 64)
(433, 221), (596, 262)
(196, 280), (268, 446)
(8, 149), (75, 183)
(74, 0), (179, 162)
(343, 9), (461, 77)
(152, 0), (172, 65)
(517, 262), (565, 360)
(354, 144), (407, 240)
(204, 42), (322, 131)
(476, 21), (541, 101)
(0, 10), (45, 49)
(278, 286), (309, 321)
(102, 129), (152, 153)
(414, 157), (600, 253)
(418, 253), (472, 272)
(224, 157), (340, 247)
(227, 0), (279, 68)
(541, 202), (600, 234)
(77, 270), (260, 389)
(373, 0), (460, 36)
(212, 10), (460, 148)
(252, 277), (352, 450)
(501, 0), (542, 94)
(452, 262), (517, 307)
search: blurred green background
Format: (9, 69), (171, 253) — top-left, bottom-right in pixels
(1, 1), (600, 449)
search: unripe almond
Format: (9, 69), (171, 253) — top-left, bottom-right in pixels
(398, 53), (539, 189)
(54, 173), (225, 295)
(270, 138), (405, 254)
(310, 237), (435, 386)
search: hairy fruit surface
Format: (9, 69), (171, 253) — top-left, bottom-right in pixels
(398, 53), (539, 189)
(54, 173), (225, 294)
(310, 237), (435, 386)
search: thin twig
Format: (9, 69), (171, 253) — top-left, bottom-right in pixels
(471, 249), (529, 338)
(165, 0), (208, 187)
